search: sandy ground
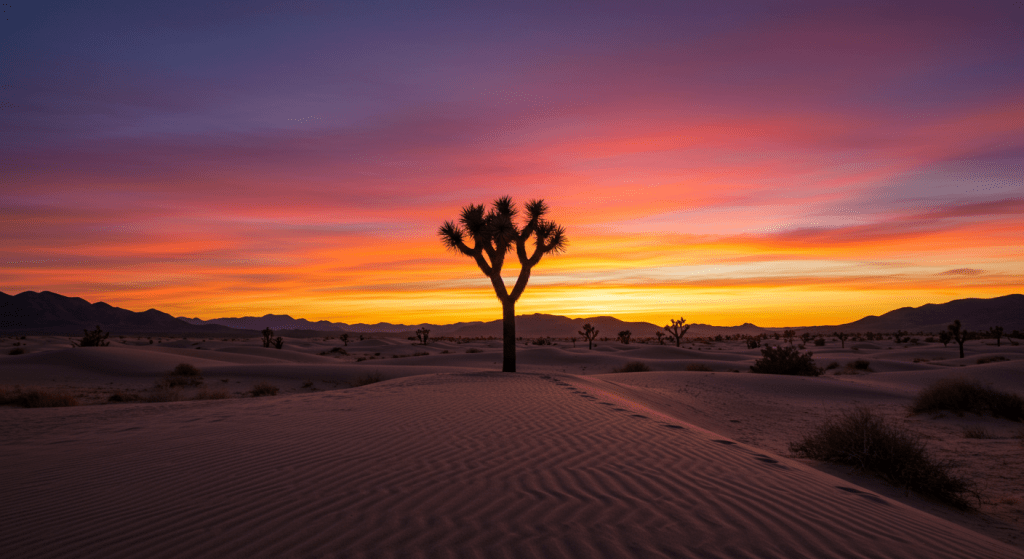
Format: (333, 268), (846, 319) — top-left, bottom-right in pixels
(2, 334), (1023, 558)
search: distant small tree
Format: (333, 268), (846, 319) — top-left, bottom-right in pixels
(416, 328), (430, 345)
(990, 326), (1004, 347)
(833, 332), (848, 348)
(746, 336), (760, 349)
(261, 327), (274, 348)
(340, 333), (349, 346)
(800, 332), (813, 345)
(655, 331), (665, 345)
(665, 318), (690, 347)
(938, 330), (952, 347)
(893, 330), (911, 344)
(570, 336), (577, 348)
(72, 325), (109, 347)
(948, 320), (969, 359)
(783, 330), (796, 345)
(272, 336), (284, 349)
(618, 330), (632, 344)
(579, 323), (599, 350)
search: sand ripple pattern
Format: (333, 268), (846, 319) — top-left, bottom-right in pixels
(1, 372), (1017, 558)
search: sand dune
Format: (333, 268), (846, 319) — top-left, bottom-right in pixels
(2, 336), (1022, 557)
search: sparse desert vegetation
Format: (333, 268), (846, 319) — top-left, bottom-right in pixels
(250, 382), (280, 397)
(615, 361), (651, 372)
(750, 346), (823, 376)
(0, 386), (79, 407)
(790, 407), (978, 510)
(349, 373), (385, 387)
(910, 378), (1024, 422)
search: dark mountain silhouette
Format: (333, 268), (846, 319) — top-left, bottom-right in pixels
(0, 291), (236, 335)
(4, 290), (1021, 337)
(827, 294), (1024, 333)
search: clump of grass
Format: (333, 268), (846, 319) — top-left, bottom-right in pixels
(910, 378), (1023, 421)
(750, 346), (823, 376)
(613, 361), (651, 373)
(108, 391), (143, 403)
(9, 347), (26, 355)
(790, 407), (977, 510)
(465, 348), (483, 353)
(962, 427), (991, 439)
(976, 356), (1008, 365)
(849, 359), (871, 370)
(320, 347), (347, 356)
(0, 387), (79, 407)
(146, 387), (182, 402)
(349, 373), (385, 387)
(250, 382), (279, 397)
(825, 361), (839, 370)
(685, 363), (712, 371)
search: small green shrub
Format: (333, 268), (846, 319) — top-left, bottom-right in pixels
(349, 373), (385, 387)
(790, 407), (977, 510)
(685, 363), (712, 371)
(750, 346), (822, 376)
(910, 378), (1023, 421)
(250, 382), (279, 397)
(616, 361), (651, 373)
(976, 356), (1008, 364)
(0, 387), (79, 407)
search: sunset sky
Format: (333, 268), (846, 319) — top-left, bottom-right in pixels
(3, 1), (1022, 327)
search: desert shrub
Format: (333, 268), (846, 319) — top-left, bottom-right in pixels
(73, 325), (110, 347)
(616, 361), (651, 373)
(250, 382), (279, 397)
(321, 347), (348, 356)
(173, 363), (202, 377)
(746, 337), (760, 349)
(0, 387), (79, 407)
(825, 361), (839, 370)
(976, 356), (1008, 364)
(146, 387), (182, 402)
(790, 407), (977, 510)
(750, 346), (823, 376)
(685, 363), (712, 371)
(108, 391), (143, 403)
(910, 378), (1024, 421)
(349, 373), (384, 387)
(849, 359), (871, 371)
(9, 347), (26, 355)
(814, 337), (826, 346)
(465, 348), (483, 353)
(194, 389), (229, 400)
(962, 427), (990, 439)
(532, 337), (553, 345)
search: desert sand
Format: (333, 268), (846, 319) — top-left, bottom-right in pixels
(2, 334), (1023, 558)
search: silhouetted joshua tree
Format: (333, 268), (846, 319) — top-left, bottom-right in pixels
(938, 330), (952, 347)
(618, 330), (632, 344)
(416, 328), (430, 345)
(579, 323), (599, 350)
(655, 331), (665, 345)
(948, 320), (969, 359)
(261, 327), (274, 348)
(272, 336), (284, 349)
(72, 325), (110, 347)
(990, 326), (1004, 347)
(833, 331), (848, 348)
(440, 197), (567, 372)
(340, 333), (349, 346)
(665, 318), (690, 347)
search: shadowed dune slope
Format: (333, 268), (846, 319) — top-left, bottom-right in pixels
(1, 373), (1018, 559)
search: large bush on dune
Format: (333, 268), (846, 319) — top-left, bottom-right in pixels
(750, 345), (823, 376)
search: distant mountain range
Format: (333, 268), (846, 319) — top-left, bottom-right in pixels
(2, 290), (1022, 336)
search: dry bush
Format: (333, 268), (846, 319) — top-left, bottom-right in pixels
(615, 361), (652, 373)
(849, 359), (871, 370)
(348, 373), (385, 387)
(976, 356), (1008, 364)
(685, 363), (712, 371)
(173, 363), (201, 377)
(146, 387), (182, 402)
(0, 387), (79, 408)
(825, 361), (839, 370)
(108, 391), (144, 403)
(962, 427), (991, 439)
(250, 382), (279, 397)
(465, 348), (483, 353)
(9, 347), (26, 355)
(910, 378), (1024, 421)
(790, 407), (977, 510)
(750, 346), (823, 376)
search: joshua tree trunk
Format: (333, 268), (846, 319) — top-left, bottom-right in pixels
(503, 300), (516, 372)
